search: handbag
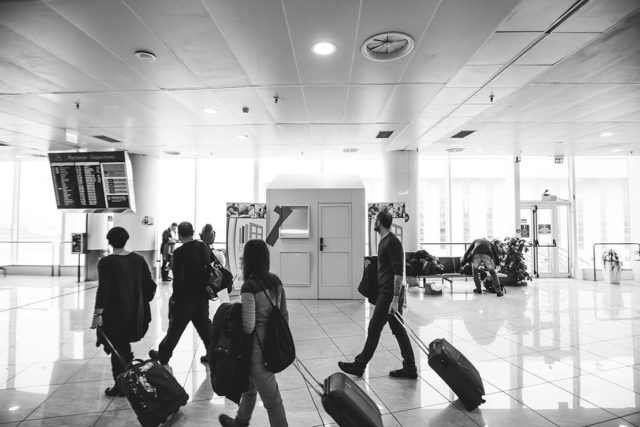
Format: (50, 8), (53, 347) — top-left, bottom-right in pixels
(201, 242), (233, 299)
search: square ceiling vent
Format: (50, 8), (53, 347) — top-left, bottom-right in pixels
(451, 130), (476, 138)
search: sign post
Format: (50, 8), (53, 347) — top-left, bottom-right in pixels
(71, 233), (87, 282)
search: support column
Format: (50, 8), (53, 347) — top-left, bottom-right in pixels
(568, 156), (578, 278)
(629, 157), (640, 245)
(514, 156), (521, 238)
(383, 150), (420, 252)
(112, 154), (160, 277)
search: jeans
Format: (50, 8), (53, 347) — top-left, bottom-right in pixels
(355, 292), (415, 369)
(235, 342), (288, 426)
(471, 254), (500, 290)
(157, 298), (210, 364)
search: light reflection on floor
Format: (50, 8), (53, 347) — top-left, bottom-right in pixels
(1, 275), (640, 426)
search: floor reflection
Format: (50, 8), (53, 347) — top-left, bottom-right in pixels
(1, 275), (640, 425)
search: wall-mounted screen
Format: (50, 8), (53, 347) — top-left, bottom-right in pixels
(48, 151), (136, 213)
(280, 205), (310, 238)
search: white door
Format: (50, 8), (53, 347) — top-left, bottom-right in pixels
(319, 204), (352, 299)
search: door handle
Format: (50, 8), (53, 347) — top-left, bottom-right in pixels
(320, 237), (326, 251)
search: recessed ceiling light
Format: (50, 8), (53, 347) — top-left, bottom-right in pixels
(610, 148), (622, 153)
(134, 50), (157, 62)
(312, 42), (336, 56)
(8, 406), (19, 411)
(202, 108), (218, 114)
(600, 132), (613, 137)
(237, 134), (249, 139)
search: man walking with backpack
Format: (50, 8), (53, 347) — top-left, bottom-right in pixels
(338, 209), (417, 379)
(149, 221), (212, 365)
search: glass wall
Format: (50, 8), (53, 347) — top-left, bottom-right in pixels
(419, 157), (448, 253)
(520, 157), (569, 201)
(575, 158), (631, 267)
(0, 162), (14, 264)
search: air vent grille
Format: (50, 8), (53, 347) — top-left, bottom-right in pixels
(93, 135), (121, 143)
(376, 131), (394, 139)
(451, 130), (476, 139)
(362, 32), (415, 62)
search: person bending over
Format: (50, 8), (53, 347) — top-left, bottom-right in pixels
(461, 238), (503, 297)
(91, 226), (156, 397)
(338, 210), (417, 379)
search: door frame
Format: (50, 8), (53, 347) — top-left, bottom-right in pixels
(520, 200), (573, 278)
(318, 203), (353, 299)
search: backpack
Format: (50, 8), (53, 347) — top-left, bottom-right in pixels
(255, 279), (295, 374)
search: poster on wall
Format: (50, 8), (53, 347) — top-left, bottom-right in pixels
(368, 202), (410, 255)
(226, 203), (267, 288)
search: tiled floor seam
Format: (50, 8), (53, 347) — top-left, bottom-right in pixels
(0, 284), (98, 314)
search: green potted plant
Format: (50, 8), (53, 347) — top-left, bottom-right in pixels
(602, 249), (622, 284)
(491, 237), (533, 286)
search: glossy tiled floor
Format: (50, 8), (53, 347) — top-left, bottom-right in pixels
(2, 275), (640, 426)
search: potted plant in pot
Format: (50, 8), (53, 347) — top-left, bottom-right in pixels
(602, 249), (622, 284)
(491, 237), (533, 286)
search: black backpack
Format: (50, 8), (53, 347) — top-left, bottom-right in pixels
(255, 280), (295, 374)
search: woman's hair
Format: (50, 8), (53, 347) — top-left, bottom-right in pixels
(242, 239), (270, 281)
(106, 226), (129, 249)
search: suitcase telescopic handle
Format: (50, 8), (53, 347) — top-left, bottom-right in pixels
(292, 358), (324, 397)
(394, 312), (430, 356)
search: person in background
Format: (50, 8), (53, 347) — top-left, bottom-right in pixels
(338, 209), (417, 379)
(461, 238), (503, 297)
(160, 222), (178, 281)
(218, 239), (288, 427)
(149, 222), (212, 365)
(91, 226), (157, 397)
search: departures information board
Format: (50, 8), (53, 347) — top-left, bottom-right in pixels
(48, 151), (135, 212)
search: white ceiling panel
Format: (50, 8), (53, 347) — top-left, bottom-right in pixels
(556, 0), (640, 33)
(0, 2), (156, 91)
(303, 86), (348, 123)
(497, 0), (577, 31)
(467, 87), (519, 104)
(446, 65), (502, 87)
(343, 85), (395, 123)
(201, 0), (299, 85)
(450, 104), (492, 118)
(123, 0), (251, 89)
(0, 60), (63, 94)
(349, 0), (440, 84)
(282, 0), (360, 84)
(516, 33), (600, 65)
(468, 32), (540, 65)
(488, 65), (550, 87)
(378, 84), (442, 123)
(163, 90), (237, 125)
(430, 87), (477, 105)
(581, 51), (640, 83)
(213, 88), (274, 125)
(403, 0), (521, 83)
(256, 87), (308, 124)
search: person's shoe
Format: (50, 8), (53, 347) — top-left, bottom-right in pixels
(105, 385), (125, 397)
(200, 355), (208, 364)
(148, 349), (167, 364)
(496, 290), (504, 297)
(218, 414), (248, 427)
(473, 288), (482, 294)
(389, 367), (418, 379)
(338, 361), (364, 377)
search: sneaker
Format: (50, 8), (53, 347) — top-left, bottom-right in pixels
(105, 385), (125, 397)
(473, 288), (482, 294)
(338, 361), (364, 377)
(496, 290), (504, 297)
(200, 355), (208, 364)
(389, 367), (418, 379)
(218, 414), (235, 427)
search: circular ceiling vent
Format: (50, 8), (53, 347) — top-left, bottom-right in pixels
(361, 32), (414, 62)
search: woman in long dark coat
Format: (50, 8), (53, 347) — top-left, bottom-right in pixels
(90, 226), (157, 397)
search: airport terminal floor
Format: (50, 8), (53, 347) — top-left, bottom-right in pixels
(2, 276), (640, 427)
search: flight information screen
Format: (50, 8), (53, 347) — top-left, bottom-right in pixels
(48, 151), (135, 212)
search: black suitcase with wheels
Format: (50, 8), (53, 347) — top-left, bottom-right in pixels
(294, 360), (383, 427)
(396, 314), (485, 411)
(99, 329), (189, 427)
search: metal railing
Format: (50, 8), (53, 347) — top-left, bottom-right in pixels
(592, 242), (640, 281)
(0, 241), (56, 276)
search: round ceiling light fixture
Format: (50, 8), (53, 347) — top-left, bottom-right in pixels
(134, 50), (157, 62)
(361, 32), (414, 62)
(312, 42), (336, 56)
(202, 108), (219, 114)
(600, 132), (613, 137)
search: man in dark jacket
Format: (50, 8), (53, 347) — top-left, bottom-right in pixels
(339, 210), (417, 379)
(150, 221), (212, 365)
(160, 223), (178, 281)
(461, 238), (503, 297)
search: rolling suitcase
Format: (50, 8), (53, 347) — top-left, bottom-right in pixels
(395, 313), (485, 411)
(98, 329), (189, 427)
(293, 359), (383, 427)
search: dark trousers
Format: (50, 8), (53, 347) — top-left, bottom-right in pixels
(161, 255), (172, 279)
(157, 298), (211, 364)
(355, 292), (415, 369)
(106, 335), (133, 382)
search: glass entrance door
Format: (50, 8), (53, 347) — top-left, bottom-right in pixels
(520, 203), (571, 278)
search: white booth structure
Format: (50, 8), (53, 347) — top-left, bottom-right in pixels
(266, 174), (365, 299)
